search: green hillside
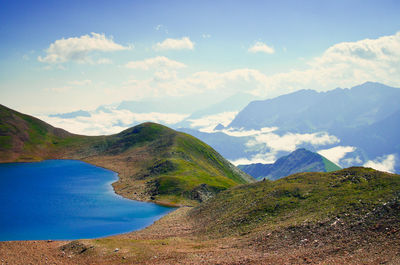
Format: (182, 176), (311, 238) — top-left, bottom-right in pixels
(322, 156), (342, 172)
(190, 167), (400, 236)
(0, 104), (253, 205)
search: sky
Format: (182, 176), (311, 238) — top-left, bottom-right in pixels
(1, 0), (400, 114)
(1, 0), (399, 171)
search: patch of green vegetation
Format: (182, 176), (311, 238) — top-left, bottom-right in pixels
(0, 135), (12, 149)
(190, 167), (400, 236)
(322, 156), (341, 172)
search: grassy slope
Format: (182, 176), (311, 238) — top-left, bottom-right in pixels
(0, 104), (253, 205)
(190, 167), (400, 236)
(322, 156), (342, 172)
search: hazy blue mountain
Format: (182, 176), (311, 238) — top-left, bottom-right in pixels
(238, 148), (341, 180)
(117, 93), (227, 114)
(117, 99), (194, 114)
(340, 109), (400, 171)
(49, 110), (91, 119)
(173, 92), (257, 129)
(189, 92), (256, 119)
(229, 82), (400, 134)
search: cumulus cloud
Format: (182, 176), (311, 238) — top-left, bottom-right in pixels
(317, 146), (357, 166)
(153, 37), (194, 51)
(341, 156), (362, 166)
(249, 131), (339, 153)
(43, 32), (400, 112)
(186, 69), (270, 93)
(253, 31), (400, 96)
(139, 32), (400, 100)
(364, 154), (396, 173)
(38, 32), (130, 64)
(248, 41), (275, 54)
(188, 112), (238, 132)
(125, 56), (186, 70)
(40, 108), (188, 135)
(230, 152), (277, 166)
(119, 69), (263, 100)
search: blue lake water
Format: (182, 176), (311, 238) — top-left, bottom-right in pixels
(0, 160), (174, 241)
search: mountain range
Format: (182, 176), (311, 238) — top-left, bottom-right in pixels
(238, 148), (341, 180)
(228, 82), (400, 133)
(178, 82), (399, 173)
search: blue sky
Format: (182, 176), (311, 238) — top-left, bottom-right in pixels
(1, 0), (400, 115)
(0, 0), (399, 171)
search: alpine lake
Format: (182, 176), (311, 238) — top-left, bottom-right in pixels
(0, 160), (174, 241)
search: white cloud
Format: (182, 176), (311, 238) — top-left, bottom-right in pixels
(250, 131), (339, 153)
(219, 127), (278, 137)
(188, 112), (238, 132)
(40, 108), (189, 135)
(38, 32), (130, 64)
(253, 31), (400, 96)
(144, 32), (400, 100)
(153, 37), (194, 51)
(248, 41), (275, 54)
(125, 56), (186, 70)
(364, 154), (396, 173)
(72, 32), (400, 106)
(230, 152), (277, 166)
(186, 69), (270, 92)
(341, 156), (362, 166)
(317, 146), (357, 165)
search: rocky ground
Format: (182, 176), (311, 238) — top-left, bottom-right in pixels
(1, 200), (400, 265)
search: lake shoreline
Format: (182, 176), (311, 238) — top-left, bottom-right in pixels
(0, 159), (175, 242)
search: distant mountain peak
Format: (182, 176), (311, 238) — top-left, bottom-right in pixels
(238, 148), (341, 180)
